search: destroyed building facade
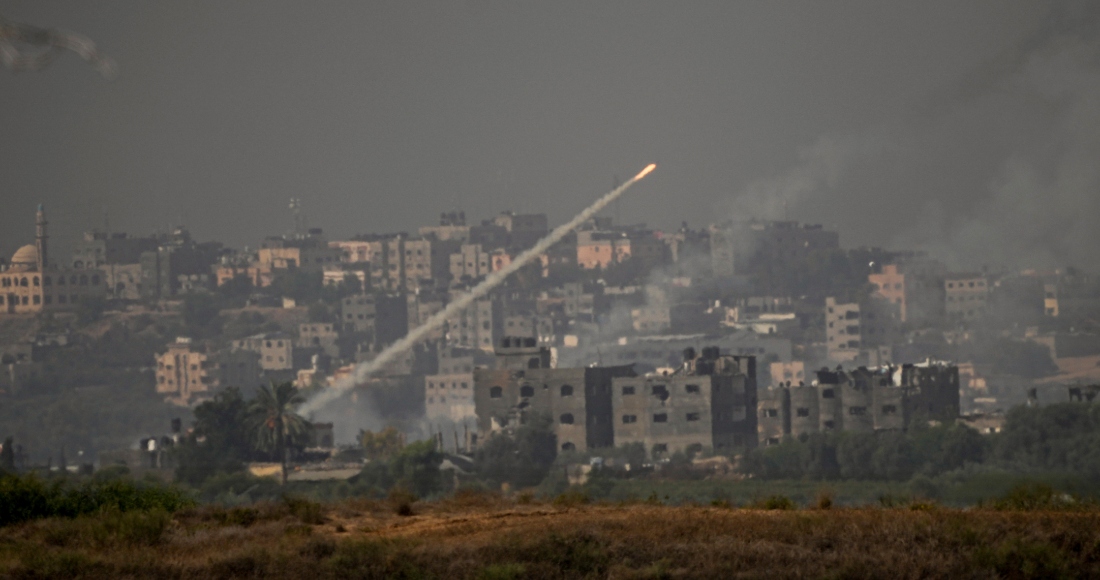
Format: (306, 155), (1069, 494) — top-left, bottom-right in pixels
(757, 361), (960, 445)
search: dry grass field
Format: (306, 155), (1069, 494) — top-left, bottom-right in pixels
(1, 491), (1098, 579)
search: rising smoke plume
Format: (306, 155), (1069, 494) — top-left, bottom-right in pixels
(724, 1), (1100, 271)
(0, 13), (116, 78)
(299, 163), (656, 416)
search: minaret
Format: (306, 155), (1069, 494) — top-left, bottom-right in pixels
(35, 204), (48, 271)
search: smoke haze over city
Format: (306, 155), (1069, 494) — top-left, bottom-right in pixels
(4, 1), (1099, 270)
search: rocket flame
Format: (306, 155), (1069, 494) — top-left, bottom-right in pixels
(299, 163), (657, 417)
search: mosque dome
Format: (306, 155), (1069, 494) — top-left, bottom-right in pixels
(9, 245), (39, 271)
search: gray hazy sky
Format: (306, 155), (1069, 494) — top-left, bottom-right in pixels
(3, 1), (1098, 270)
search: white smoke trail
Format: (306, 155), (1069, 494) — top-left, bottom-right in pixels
(299, 163), (657, 415)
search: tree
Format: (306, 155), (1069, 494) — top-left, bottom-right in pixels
(174, 388), (251, 485)
(389, 439), (444, 498)
(474, 414), (557, 488)
(247, 382), (312, 484)
(359, 427), (404, 461)
(932, 425), (987, 473)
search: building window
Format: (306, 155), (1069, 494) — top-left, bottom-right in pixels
(685, 384), (700, 394)
(621, 386), (635, 395)
(32, 277), (39, 286)
(881, 405), (897, 415)
(560, 413), (574, 425)
(796, 408), (810, 417)
(848, 406), (867, 416)
(32, 295), (40, 305)
(822, 389), (834, 399)
(763, 408), (778, 418)
(686, 412), (700, 422)
(622, 415), (637, 424)
(489, 386), (503, 399)
(652, 443), (668, 454)
(653, 413), (668, 423)
(520, 385), (534, 397)
(561, 442), (575, 452)
(560, 384), (573, 397)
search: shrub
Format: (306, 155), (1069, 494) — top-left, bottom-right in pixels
(983, 483), (1081, 511)
(388, 486), (418, 516)
(752, 495), (796, 510)
(0, 474), (194, 527)
(553, 488), (590, 508)
(282, 496), (326, 525)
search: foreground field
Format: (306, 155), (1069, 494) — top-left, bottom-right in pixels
(1, 492), (1098, 579)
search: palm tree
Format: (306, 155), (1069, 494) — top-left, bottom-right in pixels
(248, 381), (312, 484)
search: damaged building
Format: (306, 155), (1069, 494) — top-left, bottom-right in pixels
(611, 347), (758, 459)
(473, 336), (635, 452)
(757, 361), (960, 445)
(474, 339), (758, 457)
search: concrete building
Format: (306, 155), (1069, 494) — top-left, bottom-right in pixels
(215, 263), (275, 289)
(825, 297), (862, 362)
(340, 293), (377, 334)
(492, 211), (548, 249)
(232, 332), (294, 371)
(1, 206), (106, 315)
(558, 331), (791, 372)
(139, 228), (222, 299)
(340, 293), (408, 346)
(757, 362), (960, 445)
(576, 230), (632, 269)
(257, 234), (342, 273)
(626, 232), (670, 269)
(561, 282), (597, 321)
(445, 291), (500, 351)
(450, 243), (492, 282)
(155, 337), (262, 406)
(612, 348), (758, 458)
(297, 322), (340, 358)
(770, 360), (806, 386)
(425, 372), (475, 422)
(337, 234), (455, 292)
(502, 311), (553, 344)
(869, 264), (908, 322)
(475, 340), (757, 456)
(710, 220), (840, 278)
(71, 231), (158, 270)
(1044, 283), (1059, 317)
(418, 211), (471, 242)
(402, 236), (457, 292)
(474, 337), (632, 452)
(944, 273), (989, 320)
